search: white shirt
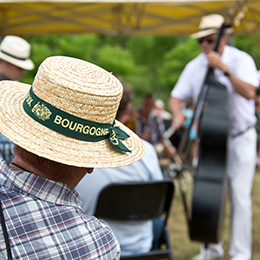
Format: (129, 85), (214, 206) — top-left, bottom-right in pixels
(76, 140), (163, 256)
(171, 45), (259, 136)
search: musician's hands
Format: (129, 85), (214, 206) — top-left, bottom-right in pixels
(160, 139), (177, 160)
(207, 51), (227, 72)
(171, 112), (187, 130)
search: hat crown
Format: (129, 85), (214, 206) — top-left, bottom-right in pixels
(190, 14), (232, 39)
(199, 14), (224, 30)
(33, 56), (123, 125)
(0, 56), (145, 168)
(0, 35), (31, 60)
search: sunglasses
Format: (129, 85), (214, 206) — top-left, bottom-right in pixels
(198, 38), (216, 44)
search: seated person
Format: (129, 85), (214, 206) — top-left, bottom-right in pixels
(135, 94), (176, 160)
(0, 56), (145, 259)
(0, 72), (14, 163)
(76, 88), (164, 256)
(0, 35), (35, 163)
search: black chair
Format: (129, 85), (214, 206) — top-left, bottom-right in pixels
(94, 179), (174, 260)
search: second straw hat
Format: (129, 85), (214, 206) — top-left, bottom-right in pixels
(0, 56), (145, 168)
(191, 14), (234, 39)
(0, 35), (34, 70)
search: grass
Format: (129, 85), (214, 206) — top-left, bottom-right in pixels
(167, 170), (260, 260)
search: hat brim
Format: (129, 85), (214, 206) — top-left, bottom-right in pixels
(191, 27), (234, 39)
(0, 52), (34, 70)
(0, 81), (145, 168)
(191, 29), (219, 39)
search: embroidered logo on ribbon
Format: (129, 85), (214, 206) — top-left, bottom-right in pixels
(23, 87), (131, 153)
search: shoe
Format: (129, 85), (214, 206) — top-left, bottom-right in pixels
(191, 248), (224, 260)
(191, 252), (224, 260)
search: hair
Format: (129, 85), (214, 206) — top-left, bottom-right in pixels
(14, 145), (56, 168)
(13, 145), (72, 179)
(143, 93), (157, 100)
(116, 87), (133, 120)
(0, 72), (10, 81)
(141, 93), (157, 109)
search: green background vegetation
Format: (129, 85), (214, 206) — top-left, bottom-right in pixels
(23, 34), (260, 109)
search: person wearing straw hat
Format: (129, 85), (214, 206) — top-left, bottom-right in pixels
(0, 72), (15, 164)
(169, 14), (259, 260)
(0, 56), (145, 259)
(0, 35), (35, 164)
(0, 35), (34, 81)
(76, 87), (164, 256)
(135, 93), (176, 160)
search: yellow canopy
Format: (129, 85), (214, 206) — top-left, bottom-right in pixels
(0, 0), (259, 36)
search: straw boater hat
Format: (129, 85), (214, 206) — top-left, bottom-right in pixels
(0, 35), (34, 70)
(191, 14), (234, 39)
(0, 56), (145, 168)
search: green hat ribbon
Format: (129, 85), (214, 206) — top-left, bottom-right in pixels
(23, 86), (131, 153)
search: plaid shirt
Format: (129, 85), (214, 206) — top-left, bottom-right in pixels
(0, 159), (120, 260)
(135, 112), (165, 145)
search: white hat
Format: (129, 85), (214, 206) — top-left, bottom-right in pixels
(191, 14), (234, 39)
(0, 56), (145, 168)
(0, 35), (34, 70)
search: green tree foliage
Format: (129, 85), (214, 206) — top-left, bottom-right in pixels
(95, 45), (144, 76)
(234, 34), (260, 69)
(158, 37), (201, 97)
(125, 36), (178, 105)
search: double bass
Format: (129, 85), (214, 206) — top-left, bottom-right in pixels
(177, 0), (248, 244)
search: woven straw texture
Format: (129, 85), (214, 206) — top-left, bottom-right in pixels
(0, 56), (145, 168)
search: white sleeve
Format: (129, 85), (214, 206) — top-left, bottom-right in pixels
(170, 62), (196, 101)
(234, 51), (259, 88)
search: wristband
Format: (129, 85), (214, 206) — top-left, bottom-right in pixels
(224, 67), (233, 77)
